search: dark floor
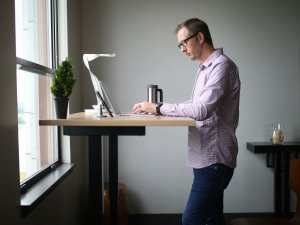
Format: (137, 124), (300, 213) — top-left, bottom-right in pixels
(128, 213), (275, 225)
(84, 213), (276, 225)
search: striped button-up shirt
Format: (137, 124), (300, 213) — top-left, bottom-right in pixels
(160, 48), (240, 168)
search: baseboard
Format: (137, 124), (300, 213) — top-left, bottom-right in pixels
(129, 213), (275, 225)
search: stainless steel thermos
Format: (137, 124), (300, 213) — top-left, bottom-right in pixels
(147, 84), (163, 103)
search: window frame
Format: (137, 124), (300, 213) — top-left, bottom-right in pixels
(16, 0), (75, 216)
(16, 0), (62, 194)
(17, 57), (62, 194)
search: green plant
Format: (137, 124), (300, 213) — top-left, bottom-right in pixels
(51, 57), (76, 97)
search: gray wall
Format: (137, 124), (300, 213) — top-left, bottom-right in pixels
(81, 0), (300, 213)
(1, 0), (300, 224)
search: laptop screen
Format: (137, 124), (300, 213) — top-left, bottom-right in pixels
(83, 53), (117, 112)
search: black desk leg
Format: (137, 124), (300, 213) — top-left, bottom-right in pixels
(88, 135), (103, 225)
(283, 151), (290, 218)
(274, 151), (282, 217)
(109, 135), (118, 225)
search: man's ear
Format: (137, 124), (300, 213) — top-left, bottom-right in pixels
(197, 32), (205, 44)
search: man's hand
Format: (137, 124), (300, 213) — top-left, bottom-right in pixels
(132, 101), (156, 114)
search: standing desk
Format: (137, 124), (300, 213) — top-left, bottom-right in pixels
(247, 142), (300, 218)
(40, 112), (195, 225)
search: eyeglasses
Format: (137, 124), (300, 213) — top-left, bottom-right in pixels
(177, 33), (198, 49)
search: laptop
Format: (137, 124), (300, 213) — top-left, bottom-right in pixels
(96, 79), (154, 117)
(83, 53), (153, 117)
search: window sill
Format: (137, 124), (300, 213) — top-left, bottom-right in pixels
(20, 163), (75, 216)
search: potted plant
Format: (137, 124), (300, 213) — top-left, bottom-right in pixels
(51, 57), (76, 119)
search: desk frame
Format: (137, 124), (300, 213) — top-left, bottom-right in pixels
(64, 126), (145, 225)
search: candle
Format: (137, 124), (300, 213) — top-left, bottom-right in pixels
(272, 129), (284, 144)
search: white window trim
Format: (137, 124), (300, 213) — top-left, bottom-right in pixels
(58, 0), (71, 164)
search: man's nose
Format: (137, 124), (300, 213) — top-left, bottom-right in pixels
(180, 46), (187, 53)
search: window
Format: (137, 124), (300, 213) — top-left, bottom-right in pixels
(15, 0), (59, 190)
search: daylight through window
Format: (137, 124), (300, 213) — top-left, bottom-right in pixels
(15, 0), (59, 184)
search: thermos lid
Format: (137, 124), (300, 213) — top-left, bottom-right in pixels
(148, 84), (158, 88)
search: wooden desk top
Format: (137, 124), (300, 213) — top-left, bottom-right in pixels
(39, 112), (196, 127)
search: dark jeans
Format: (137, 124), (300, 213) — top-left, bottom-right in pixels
(182, 163), (234, 225)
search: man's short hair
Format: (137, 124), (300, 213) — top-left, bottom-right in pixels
(175, 18), (213, 46)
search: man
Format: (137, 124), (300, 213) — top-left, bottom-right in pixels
(132, 18), (240, 225)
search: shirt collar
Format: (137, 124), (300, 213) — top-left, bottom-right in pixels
(199, 48), (223, 69)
